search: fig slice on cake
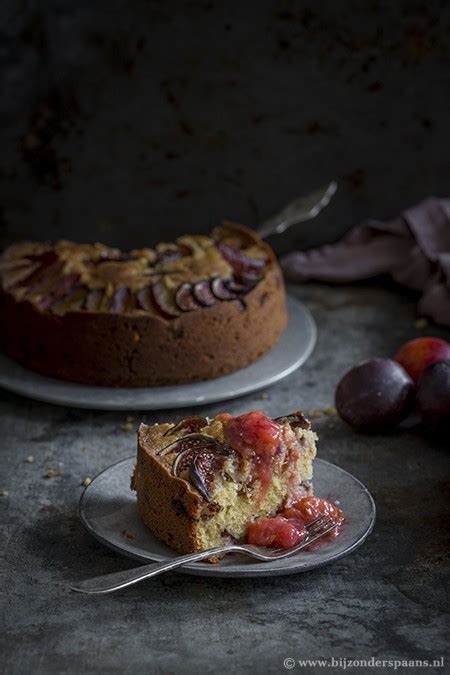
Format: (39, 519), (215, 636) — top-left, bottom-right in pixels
(275, 411), (311, 430)
(150, 281), (180, 319)
(158, 433), (223, 459)
(50, 286), (87, 314)
(109, 287), (129, 313)
(172, 442), (233, 502)
(36, 273), (81, 311)
(12, 251), (61, 289)
(226, 278), (255, 295)
(217, 242), (266, 280)
(136, 286), (153, 312)
(154, 245), (186, 266)
(17, 257), (64, 294)
(138, 283), (180, 317)
(175, 283), (202, 312)
(192, 280), (218, 307)
(187, 450), (231, 502)
(83, 288), (104, 311)
(163, 416), (208, 436)
(210, 277), (237, 300)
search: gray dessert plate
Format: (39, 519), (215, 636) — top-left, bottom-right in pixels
(0, 296), (316, 411)
(79, 457), (376, 578)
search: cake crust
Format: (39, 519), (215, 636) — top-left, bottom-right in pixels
(132, 423), (209, 554)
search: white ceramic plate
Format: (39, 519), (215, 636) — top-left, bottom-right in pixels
(79, 457), (376, 578)
(0, 296), (316, 410)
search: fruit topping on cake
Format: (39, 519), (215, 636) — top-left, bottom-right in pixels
(246, 496), (344, 549)
(131, 409), (336, 559)
(221, 411), (284, 500)
(0, 222), (270, 320)
(163, 416), (208, 437)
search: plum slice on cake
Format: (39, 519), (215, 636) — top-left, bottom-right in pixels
(131, 410), (320, 556)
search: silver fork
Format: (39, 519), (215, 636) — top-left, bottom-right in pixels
(71, 516), (338, 594)
(256, 181), (337, 239)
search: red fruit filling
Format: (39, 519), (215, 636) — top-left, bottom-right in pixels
(246, 516), (308, 549)
(223, 410), (282, 460)
(222, 411), (282, 499)
(287, 496), (344, 533)
(245, 496), (344, 549)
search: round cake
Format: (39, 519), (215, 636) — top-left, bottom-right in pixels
(0, 222), (287, 386)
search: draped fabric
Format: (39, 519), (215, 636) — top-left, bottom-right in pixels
(281, 198), (450, 326)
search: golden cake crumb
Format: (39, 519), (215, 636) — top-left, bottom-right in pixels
(323, 406), (337, 416)
(121, 417), (134, 432)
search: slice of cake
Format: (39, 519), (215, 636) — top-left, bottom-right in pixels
(131, 410), (317, 556)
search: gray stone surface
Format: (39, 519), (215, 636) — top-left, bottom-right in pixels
(1, 284), (449, 675)
(1, 1), (450, 673)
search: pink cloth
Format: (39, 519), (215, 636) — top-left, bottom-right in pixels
(281, 198), (450, 327)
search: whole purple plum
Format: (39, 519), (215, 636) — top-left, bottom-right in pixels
(416, 359), (450, 435)
(335, 358), (414, 432)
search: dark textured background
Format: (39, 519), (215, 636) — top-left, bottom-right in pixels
(1, 0), (450, 251)
(1, 2), (449, 674)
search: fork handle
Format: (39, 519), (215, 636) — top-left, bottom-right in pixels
(70, 545), (242, 594)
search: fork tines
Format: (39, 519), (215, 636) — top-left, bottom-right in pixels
(305, 515), (330, 532)
(273, 515), (336, 554)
